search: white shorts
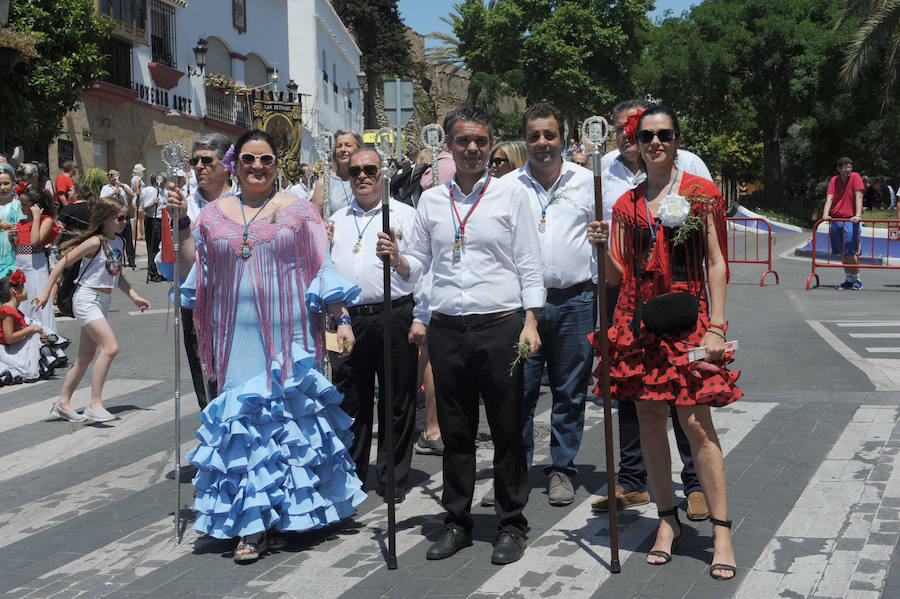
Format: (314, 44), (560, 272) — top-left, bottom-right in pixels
(73, 287), (112, 326)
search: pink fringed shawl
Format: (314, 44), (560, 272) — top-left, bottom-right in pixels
(192, 199), (328, 393)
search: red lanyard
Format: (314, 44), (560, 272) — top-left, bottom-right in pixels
(449, 174), (492, 238)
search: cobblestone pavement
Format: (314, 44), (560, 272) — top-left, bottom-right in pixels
(3, 233), (900, 599)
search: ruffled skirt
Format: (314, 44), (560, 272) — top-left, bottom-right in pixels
(187, 346), (367, 539)
(588, 290), (741, 407)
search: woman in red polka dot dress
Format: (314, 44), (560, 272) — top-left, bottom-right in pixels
(588, 105), (740, 581)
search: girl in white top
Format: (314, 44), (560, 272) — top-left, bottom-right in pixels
(34, 196), (150, 423)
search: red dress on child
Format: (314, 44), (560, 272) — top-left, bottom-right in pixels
(588, 173), (741, 407)
(0, 304), (26, 343)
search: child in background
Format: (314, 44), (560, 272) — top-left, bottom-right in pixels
(0, 270), (59, 383)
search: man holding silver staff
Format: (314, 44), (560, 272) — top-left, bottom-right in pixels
(507, 102), (597, 508)
(589, 99), (711, 522)
(160, 133), (235, 410)
(330, 147), (419, 503)
(388, 106), (544, 566)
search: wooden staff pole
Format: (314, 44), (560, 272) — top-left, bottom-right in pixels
(375, 128), (398, 570)
(582, 116), (620, 573)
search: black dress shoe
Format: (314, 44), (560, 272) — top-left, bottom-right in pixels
(376, 486), (406, 504)
(426, 526), (472, 560)
(491, 530), (525, 565)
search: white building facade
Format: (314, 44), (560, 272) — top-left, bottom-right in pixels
(50, 0), (362, 179)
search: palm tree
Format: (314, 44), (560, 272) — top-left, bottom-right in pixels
(838, 0), (900, 111)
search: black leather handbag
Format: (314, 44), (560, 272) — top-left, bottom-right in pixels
(640, 291), (698, 336)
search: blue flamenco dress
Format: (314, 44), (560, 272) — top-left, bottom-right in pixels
(178, 198), (367, 540)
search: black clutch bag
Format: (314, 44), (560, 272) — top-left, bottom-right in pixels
(639, 292), (698, 336)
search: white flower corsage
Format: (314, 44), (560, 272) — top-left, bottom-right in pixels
(657, 193), (691, 228)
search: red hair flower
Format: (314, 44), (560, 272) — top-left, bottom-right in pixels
(15, 181), (28, 194)
(623, 109), (644, 145)
(9, 270), (26, 286)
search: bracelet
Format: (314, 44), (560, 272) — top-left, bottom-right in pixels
(336, 314), (351, 326)
(178, 216), (191, 230)
(708, 321), (727, 330)
(707, 328), (726, 340)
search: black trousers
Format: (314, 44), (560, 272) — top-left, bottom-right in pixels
(182, 307), (217, 410)
(122, 219), (135, 265)
(144, 216), (161, 278)
(331, 300), (417, 490)
(427, 312), (528, 534)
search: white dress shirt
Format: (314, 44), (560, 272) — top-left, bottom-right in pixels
(100, 183), (133, 206)
(600, 148), (712, 221)
(512, 160), (596, 289)
(286, 182), (309, 200)
(140, 186), (165, 218)
(404, 170), (546, 316)
(186, 180), (238, 223)
(331, 197), (417, 305)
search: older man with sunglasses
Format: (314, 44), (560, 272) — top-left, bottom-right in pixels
(328, 147), (420, 502)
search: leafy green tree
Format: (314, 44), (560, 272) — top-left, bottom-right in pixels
(838, 0), (900, 112)
(1, 0), (111, 154)
(333, 0), (413, 129)
(448, 0), (653, 133)
(636, 0), (847, 208)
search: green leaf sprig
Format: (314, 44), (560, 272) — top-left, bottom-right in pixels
(508, 342), (532, 377)
(670, 185), (718, 247)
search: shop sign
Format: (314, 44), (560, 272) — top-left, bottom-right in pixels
(131, 83), (193, 115)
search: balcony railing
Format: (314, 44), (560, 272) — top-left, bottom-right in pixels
(204, 87), (251, 129)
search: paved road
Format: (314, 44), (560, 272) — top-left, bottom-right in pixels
(3, 231), (900, 598)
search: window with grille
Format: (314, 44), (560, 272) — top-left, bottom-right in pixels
(150, 0), (177, 68)
(99, 0), (147, 38)
(102, 37), (133, 88)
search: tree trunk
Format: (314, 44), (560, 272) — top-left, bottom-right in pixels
(762, 124), (783, 209)
(364, 78), (378, 130)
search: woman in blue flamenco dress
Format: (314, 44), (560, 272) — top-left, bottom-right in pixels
(166, 129), (366, 563)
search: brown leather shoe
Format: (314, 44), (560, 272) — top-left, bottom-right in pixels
(591, 485), (650, 512)
(686, 491), (710, 521)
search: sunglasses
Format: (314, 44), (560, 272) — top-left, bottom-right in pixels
(348, 164), (379, 178)
(189, 155), (215, 166)
(489, 157), (509, 167)
(115, 215), (128, 223)
(239, 153), (276, 166)
(107, 173), (118, 177)
(636, 129), (676, 144)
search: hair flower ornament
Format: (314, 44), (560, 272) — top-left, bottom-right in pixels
(221, 144), (237, 176)
(623, 109), (644, 145)
(657, 193), (691, 228)
(15, 181), (28, 194)
(9, 269), (26, 286)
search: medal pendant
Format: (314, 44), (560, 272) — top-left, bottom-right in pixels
(240, 238), (252, 259)
(452, 243), (461, 262)
(538, 216), (546, 233)
(352, 238), (362, 254)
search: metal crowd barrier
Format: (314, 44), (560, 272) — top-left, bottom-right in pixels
(806, 218), (900, 290)
(725, 216), (779, 286)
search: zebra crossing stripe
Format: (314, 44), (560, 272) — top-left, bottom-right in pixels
(0, 393), (197, 484)
(0, 379), (163, 435)
(467, 402), (777, 598)
(737, 406), (900, 598)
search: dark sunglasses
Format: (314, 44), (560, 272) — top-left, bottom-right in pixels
(489, 157), (509, 167)
(107, 173), (117, 177)
(115, 215), (128, 223)
(636, 129), (676, 144)
(348, 164), (379, 178)
(239, 153), (276, 166)
(189, 155), (215, 166)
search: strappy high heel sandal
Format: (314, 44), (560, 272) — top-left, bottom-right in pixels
(648, 507), (683, 565)
(709, 517), (736, 580)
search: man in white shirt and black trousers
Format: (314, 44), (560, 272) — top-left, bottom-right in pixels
(509, 102), (597, 507)
(330, 147), (419, 503)
(386, 106), (545, 566)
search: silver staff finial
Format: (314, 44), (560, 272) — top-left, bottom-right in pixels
(581, 116), (609, 148)
(161, 141), (187, 178)
(375, 128), (393, 168)
(420, 124), (445, 153)
(316, 131), (334, 161)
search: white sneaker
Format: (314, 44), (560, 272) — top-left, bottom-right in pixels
(83, 407), (116, 422)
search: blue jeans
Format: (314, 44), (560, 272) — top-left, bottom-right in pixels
(523, 287), (596, 477)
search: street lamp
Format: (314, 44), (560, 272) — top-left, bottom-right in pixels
(187, 39), (207, 77)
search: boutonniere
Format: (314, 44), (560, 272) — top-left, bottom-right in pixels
(668, 185), (719, 246)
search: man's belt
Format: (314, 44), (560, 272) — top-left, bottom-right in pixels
(546, 279), (594, 300)
(430, 308), (520, 328)
(347, 294), (413, 317)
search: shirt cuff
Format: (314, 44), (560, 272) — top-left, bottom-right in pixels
(522, 288), (547, 311)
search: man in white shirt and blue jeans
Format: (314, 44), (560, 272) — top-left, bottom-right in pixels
(395, 106), (544, 565)
(509, 102), (597, 507)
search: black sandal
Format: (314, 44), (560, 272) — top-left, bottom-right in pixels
(709, 517), (736, 580)
(647, 507), (682, 565)
(234, 532), (267, 563)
